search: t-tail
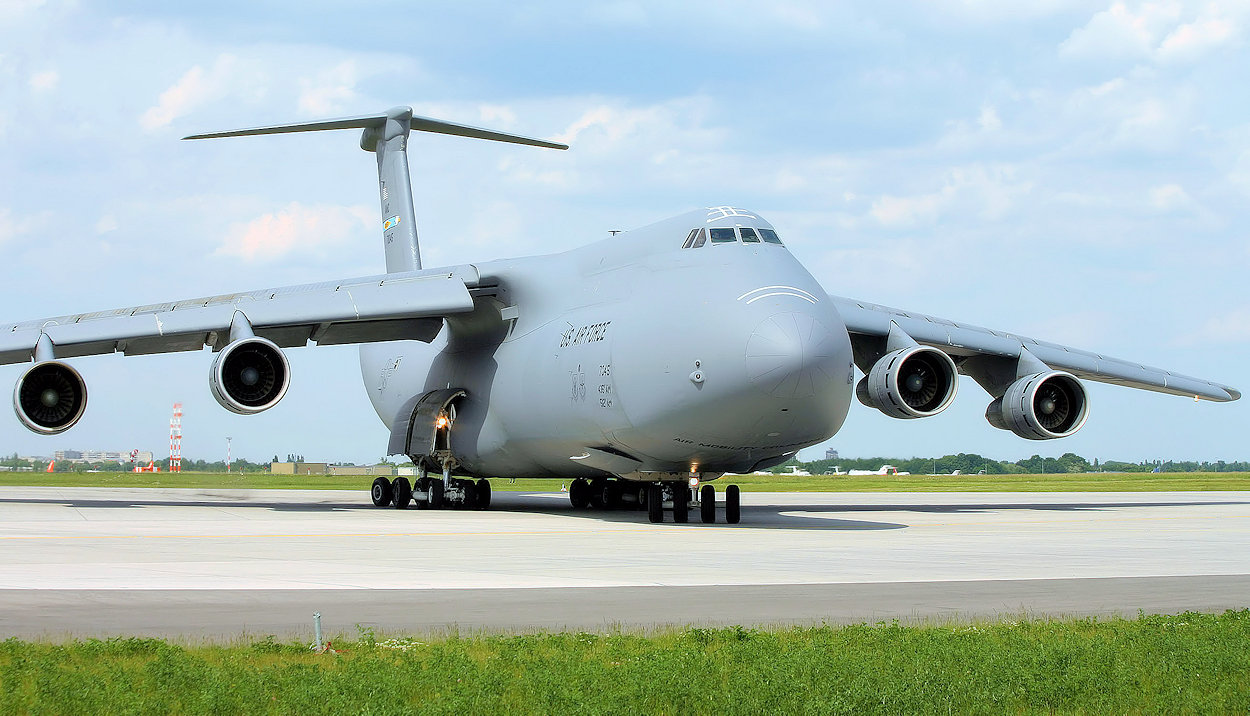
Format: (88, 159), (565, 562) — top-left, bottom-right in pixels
(184, 106), (568, 273)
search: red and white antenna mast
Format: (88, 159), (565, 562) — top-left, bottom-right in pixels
(169, 403), (183, 472)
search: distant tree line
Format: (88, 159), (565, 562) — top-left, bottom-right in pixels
(3, 451), (1248, 475)
(780, 452), (1250, 475)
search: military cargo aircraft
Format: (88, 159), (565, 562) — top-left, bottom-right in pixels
(3, 106), (1239, 524)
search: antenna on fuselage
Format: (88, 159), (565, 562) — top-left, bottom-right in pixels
(183, 106), (568, 273)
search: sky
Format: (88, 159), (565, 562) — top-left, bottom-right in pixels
(1, 0), (1248, 466)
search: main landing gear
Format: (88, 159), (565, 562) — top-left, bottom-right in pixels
(370, 473), (491, 510)
(568, 477), (741, 524)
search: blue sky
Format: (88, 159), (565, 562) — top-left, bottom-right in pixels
(2, 1), (1247, 465)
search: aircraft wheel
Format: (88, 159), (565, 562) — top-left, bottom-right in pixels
(475, 479), (492, 510)
(370, 477), (393, 507)
(391, 477), (412, 509)
(430, 480), (445, 509)
(672, 482), (689, 523)
(725, 484), (741, 524)
(700, 484), (716, 524)
(604, 480), (621, 510)
(589, 478), (609, 509)
(647, 483), (663, 523)
(413, 477), (429, 509)
(636, 485), (648, 511)
(570, 478), (590, 509)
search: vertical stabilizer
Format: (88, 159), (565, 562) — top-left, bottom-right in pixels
(184, 107), (567, 275)
(361, 107), (422, 273)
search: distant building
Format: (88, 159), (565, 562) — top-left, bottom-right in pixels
(272, 462), (395, 476)
(328, 465), (395, 477)
(825, 448), (839, 461)
(271, 462), (330, 475)
(53, 449), (153, 464)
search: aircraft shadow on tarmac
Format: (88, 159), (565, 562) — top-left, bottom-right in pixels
(2, 492), (1245, 531)
(0, 492), (902, 530)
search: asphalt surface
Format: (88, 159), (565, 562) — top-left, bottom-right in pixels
(1, 486), (1247, 639)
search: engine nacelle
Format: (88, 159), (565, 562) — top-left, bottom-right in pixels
(856, 346), (958, 419)
(14, 361), (88, 434)
(209, 337), (290, 415)
(986, 371), (1089, 440)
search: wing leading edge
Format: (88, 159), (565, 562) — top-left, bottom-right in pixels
(833, 295), (1240, 403)
(0, 265), (481, 365)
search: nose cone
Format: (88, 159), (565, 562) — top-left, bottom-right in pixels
(746, 312), (841, 398)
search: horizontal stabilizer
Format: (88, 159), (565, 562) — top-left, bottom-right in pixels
(183, 107), (568, 150)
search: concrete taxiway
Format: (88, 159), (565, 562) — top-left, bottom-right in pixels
(1, 486), (1247, 639)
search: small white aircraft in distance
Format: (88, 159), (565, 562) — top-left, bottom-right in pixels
(2, 105), (1240, 524)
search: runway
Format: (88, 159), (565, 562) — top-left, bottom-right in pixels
(1, 486), (1248, 640)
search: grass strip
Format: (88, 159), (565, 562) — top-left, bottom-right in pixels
(2, 470), (1249, 492)
(2, 611), (1248, 714)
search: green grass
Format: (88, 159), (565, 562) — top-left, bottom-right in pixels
(720, 470), (1250, 492)
(2, 470), (1249, 493)
(2, 611), (1248, 714)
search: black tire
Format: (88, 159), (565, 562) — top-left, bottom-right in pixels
(636, 485), (649, 511)
(589, 478), (608, 509)
(726, 484), (741, 524)
(370, 477), (393, 507)
(700, 484), (716, 524)
(392, 477), (412, 509)
(603, 480), (621, 510)
(414, 477), (429, 509)
(475, 479), (492, 510)
(430, 479), (445, 509)
(647, 483), (663, 523)
(570, 478), (590, 509)
(672, 482), (689, 523)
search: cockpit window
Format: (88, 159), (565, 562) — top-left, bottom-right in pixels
(681, 229), (698, 249)
(759, 228), (783, 245)
(709, 228), (737, 243)
(740, 228), (761, 243)
(692, 228), (706, 247)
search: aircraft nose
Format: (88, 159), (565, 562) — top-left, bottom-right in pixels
(745, 312), (841, 398)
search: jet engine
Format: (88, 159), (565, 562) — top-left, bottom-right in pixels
(209, 337), (290, 414)
(14, 361), (88, 434)
(985, 371), (1088, 440)
(856, 346), (958, 419)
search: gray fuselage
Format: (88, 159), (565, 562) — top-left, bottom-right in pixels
(359, 209), (855, 479)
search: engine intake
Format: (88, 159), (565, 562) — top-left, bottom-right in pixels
(986, 371), (1089, 440)
(856, 346), (958, 419)
(210, 337), (290, 414)
(14, 361), (88, 434)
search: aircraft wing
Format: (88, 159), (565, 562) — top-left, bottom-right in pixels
(0, 265), (479, 365)
(831, 295), (1240, 402)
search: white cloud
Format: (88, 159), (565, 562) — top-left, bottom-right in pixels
(297, 60), (359, 116)
(1158, 16), (1238, 61)
(215, 202), (372, 262)
(1059, 2), (1169, 61)
(1181, 305), (1250, 346)
(140, 54), (241, 130)
(0, 207), (49, 246)
(1148, 183), (1191, 211)
(28, 69), (57, 91)
(977, 105), (1002, 132)
(869, 165), (1032, 228)
(95, 214), (118, 234)
(1060, 1), (1243, 65)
